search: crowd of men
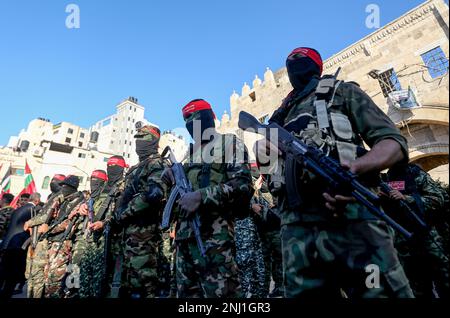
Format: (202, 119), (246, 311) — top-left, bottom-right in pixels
(0, 46), (448, 299)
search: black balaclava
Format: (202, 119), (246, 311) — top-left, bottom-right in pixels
(61, 185), (77, 198)
(107, 165), (124, 186)
(135, 123), (161, 162)
(286, 47), (323, 92)
(90, 170), (108, 199)
(183, 99), (216, 143)
(106, 156), (126, 187)
(50, 175), (66, 194)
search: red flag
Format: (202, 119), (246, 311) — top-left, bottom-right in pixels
(11, 161), (37, 208)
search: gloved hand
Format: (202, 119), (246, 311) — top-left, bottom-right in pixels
(178, 191), (201, 217)
(162, 168), (175, 187)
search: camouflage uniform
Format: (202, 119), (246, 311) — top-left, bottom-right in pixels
(0, 206), (14, 240)
(25, 193), (64, 298)
(174, 133), (253, 298)
(43, 192), (84, 298)
(385, 165), (449, 298)
(118, 154), (167, 298)
(252, 187), (284, 297)
(158, 229), (174, 297)
(81, 180), (125, 298)
(234, 216), (266, 298)
(269, 78), (414, 298)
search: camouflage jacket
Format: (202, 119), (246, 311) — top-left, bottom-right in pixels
(175, 133), (254, 242)
(271, 81), (409, 225)
(45, 192), (85, 242)
(117, 154), (167, 228)
(96, 180), (126, 226)
(27, 192), (65, 228)
(0, 206), (14, 239)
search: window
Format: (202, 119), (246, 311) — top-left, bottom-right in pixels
(65, 137), (72, 143)
(12, 168), (25, 176)
(110, 141), (114, 145)
(249, 91), (256, 102)
(377, 68), (402, 97)
(78, 142), (83, 147)
(80, 132), (85, 138)
(68, 128), (74, 135)
(78, 153), (86, 159)
(104, 157), (109, 162)
(421, 47), (449, 79)
(42, 176), (50, 189)
(128, 117), (131, 121)
(53, 130), (59, 135)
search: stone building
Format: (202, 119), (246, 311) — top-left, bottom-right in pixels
(218, 0), (449, 182)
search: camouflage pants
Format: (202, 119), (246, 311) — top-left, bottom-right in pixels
(122, 224), (160, 298)
(176, 238), (242, 298)
(71, 237), (88, 266)
(79, 237), (107, 298)
(259, 229), (284, 297)
(281, 220), (415, 298)
(235, 217), (266, 298)
(25, 240), (48, 298)
(157, 231), (173, 297)
(396, 227), (449, 298)
(44, 241), (72, 298)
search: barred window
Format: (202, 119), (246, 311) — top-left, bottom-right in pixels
(421, 46), (449, 79)
(377, 68), (402, 97)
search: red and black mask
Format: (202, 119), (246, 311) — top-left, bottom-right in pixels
(106, 156), (127, 186)
(286, 47), (323, 92)
(182, 99), (216, 143)
(50, 174), (66, 194)
(90, 170), (108, 199)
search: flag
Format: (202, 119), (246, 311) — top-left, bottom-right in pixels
(11, 161), (37, 208)
(23, 161), (37, 194)
(0, 165), (12, 198)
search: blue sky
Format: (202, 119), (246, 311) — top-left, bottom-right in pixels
(0, 0), (426, 145)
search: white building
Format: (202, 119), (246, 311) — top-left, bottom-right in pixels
(89, 97), (155, 166)
(160, 131), (189, 162)
(1, 96), (189, 198)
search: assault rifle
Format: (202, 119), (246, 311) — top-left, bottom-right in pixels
(161, 148), (206, 256)
(239, 111), (426, 239)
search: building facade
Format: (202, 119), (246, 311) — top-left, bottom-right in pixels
(89, 97), (152, 165)
(1, 96), (183, 198)
(218, 0), (449, 182)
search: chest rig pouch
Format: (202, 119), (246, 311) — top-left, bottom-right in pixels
(314, 74), (358, 164)
(283, 69), (359, 210)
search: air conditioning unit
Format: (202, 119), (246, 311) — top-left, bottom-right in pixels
(388, 87), (421, 111)
(32, 148), (44, 158)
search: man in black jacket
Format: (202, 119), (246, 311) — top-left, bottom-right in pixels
(0, 197), (37, 298)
